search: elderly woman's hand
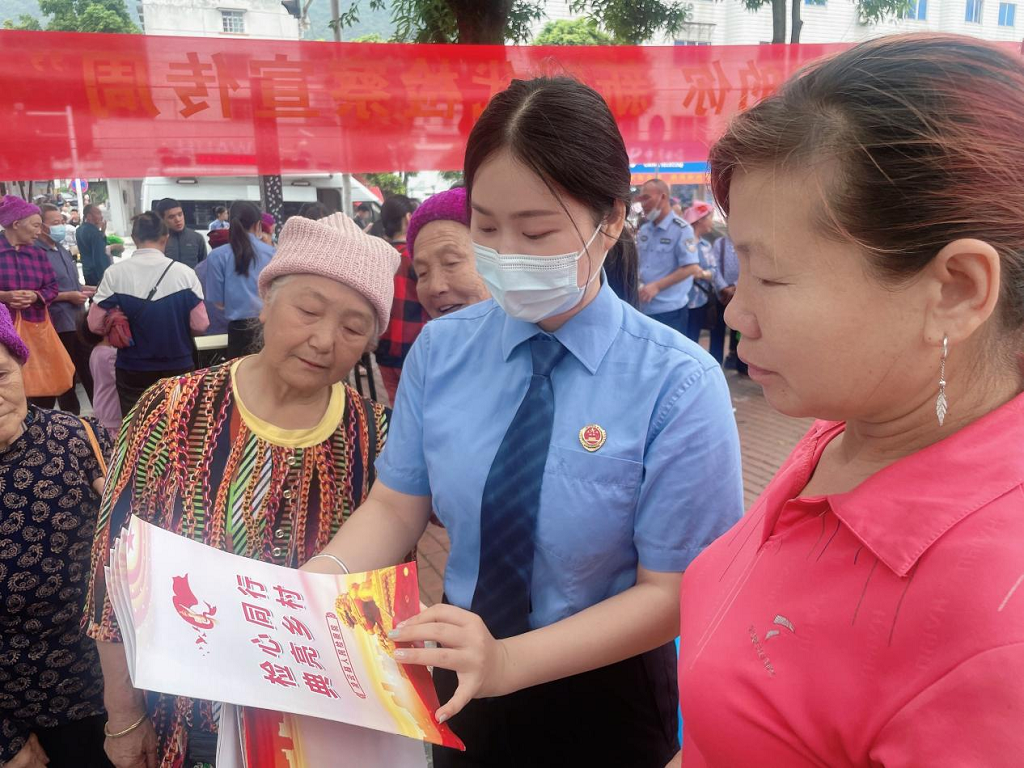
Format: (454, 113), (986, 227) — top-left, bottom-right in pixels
(104, 715), (158, 768)
(5, 291), (37, 311)
(7, 734), (49, 768)
(387, 603), (511, 723)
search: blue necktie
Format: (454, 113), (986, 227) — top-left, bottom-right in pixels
(471, 334), (567, 638)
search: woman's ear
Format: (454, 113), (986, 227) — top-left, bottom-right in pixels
(922, 238), (1001, 346)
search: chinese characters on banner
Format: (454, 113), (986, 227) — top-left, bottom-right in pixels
(105, 516), (464, 752)
(7, 31), (1021, 181)
(2, 30), (862, 180)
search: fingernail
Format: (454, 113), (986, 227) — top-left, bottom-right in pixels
(388, 629), (401, 639)
(394, 649), (407, 659)
(437, 712), (448, 724)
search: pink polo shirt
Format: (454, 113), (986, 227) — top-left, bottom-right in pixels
(678, 393), (1024, 767)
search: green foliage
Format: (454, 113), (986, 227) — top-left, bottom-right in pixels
(439, 170), (464, 186)
(3, 15), (42, 29)
(4, 0), (138, 33)
(534, 17), (616, 45)
(350, 31), (386, 42)
(362, 172), (407, 197)
(570, 0), (690, 44)
(738, 0), (914, 26)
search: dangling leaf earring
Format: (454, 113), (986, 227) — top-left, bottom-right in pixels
(936, 335), (949, 427)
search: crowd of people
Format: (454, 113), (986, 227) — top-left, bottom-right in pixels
(1, 32), (1023, 768)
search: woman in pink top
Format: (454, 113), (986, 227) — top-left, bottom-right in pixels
(676, 35), (1024, 767)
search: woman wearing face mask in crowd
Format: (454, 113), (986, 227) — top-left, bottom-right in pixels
(305, 77), (744, 767)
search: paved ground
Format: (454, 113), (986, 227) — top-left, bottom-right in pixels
(414, 369), (814, 606)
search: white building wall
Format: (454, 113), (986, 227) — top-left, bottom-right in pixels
(604, 0), (1022, 45)
(139, 0), (301, 40)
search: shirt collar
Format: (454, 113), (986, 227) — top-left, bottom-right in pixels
(653, 212), (674, 230)
(132, 248), (166, 259)
(774, 392), (1024, 577)
(500, 275), (623, 374)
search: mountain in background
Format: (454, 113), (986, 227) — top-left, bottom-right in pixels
(2, 0), (392, 40)
(304, 2), (393, 41)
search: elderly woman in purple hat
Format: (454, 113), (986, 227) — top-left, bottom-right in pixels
(0, 195), (69, 407)
(408, 187), (489, 320)
(0, 303), (114, 768)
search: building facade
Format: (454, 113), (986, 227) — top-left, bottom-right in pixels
(534, 0), (1020, 45)
(138, 0), (301, 40)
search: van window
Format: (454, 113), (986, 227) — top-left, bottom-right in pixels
(150, 200), (254, 231)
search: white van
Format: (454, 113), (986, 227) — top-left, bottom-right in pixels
(139, 174), (381, 233)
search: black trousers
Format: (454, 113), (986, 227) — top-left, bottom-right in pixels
(432, 641), (679, 768)
(34, 714), (113, 768)
(116, 365), (193, 416)
(227, 319), (263, 360)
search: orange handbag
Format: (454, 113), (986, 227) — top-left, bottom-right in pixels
(13, 311), (75, 397)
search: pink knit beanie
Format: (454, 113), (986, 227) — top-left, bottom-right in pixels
(258, 212), (401, 331)
(407, 187), (469, 260)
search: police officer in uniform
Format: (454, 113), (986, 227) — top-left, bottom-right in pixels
(635, 180), (712, 334)
(306, 78), (744, 768)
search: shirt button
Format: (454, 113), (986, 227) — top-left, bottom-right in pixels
(274, 528), (286, 540)
(283, 489), (293, 500)
(272, 546), (284, 558)
(288, 456), (301, 468)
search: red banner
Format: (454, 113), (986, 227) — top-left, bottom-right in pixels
(1, 31), (1018, 180)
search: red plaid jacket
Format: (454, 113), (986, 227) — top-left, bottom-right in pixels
(375, 242), (428, 369)
(0, 232), (59, 323)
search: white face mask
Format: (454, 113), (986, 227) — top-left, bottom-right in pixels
(473, 225), (605, 323)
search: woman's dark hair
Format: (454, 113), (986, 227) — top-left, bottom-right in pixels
(77, 311), (103, 348)
(464, 76), (636, 284)
(709, 34), (1024, 332)
(228, 201), (263, 276)
(298, 201), (331, 220)
(380, 195), (417, 241)
(131, 211), (168, 243)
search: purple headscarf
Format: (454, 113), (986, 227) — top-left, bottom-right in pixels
(407, 187), (470, 259)
(0, 304), (30, 364)
(0, 195), (41, 228)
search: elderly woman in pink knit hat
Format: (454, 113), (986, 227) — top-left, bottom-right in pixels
(85, 214), (401, 768)
(408, 187), (489, 319)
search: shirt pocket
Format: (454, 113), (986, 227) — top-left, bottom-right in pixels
(537, 444), (643, 567)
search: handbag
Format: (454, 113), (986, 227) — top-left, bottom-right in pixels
(79, 417), (108, 476)
(13, 311), (75, 397)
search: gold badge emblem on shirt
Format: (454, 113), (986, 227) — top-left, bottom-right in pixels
(579, 424), (607, 453)
(685, 238), (698, 252)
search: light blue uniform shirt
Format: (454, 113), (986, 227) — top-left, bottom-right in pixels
(638, 212), (699, 315)
(205, 234), (275, 322)
(687, 238), (717, 310)
(377, 279), (744, 630)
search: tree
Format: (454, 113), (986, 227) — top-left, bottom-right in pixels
(534, 18), (615, 45)
(332, 0), (690, 44)
(740, 0), (911, 43)
(361, 172), (408, 197)
(4, 0), (139, 33)
(569, 0), (689, 45)
(439, 170), (464, 186)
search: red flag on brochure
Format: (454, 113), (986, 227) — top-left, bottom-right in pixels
(105, 516), (464, 759)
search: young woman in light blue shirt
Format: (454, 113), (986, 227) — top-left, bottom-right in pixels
(206, 200), (275, 358)
(307, 77), (744, 766)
